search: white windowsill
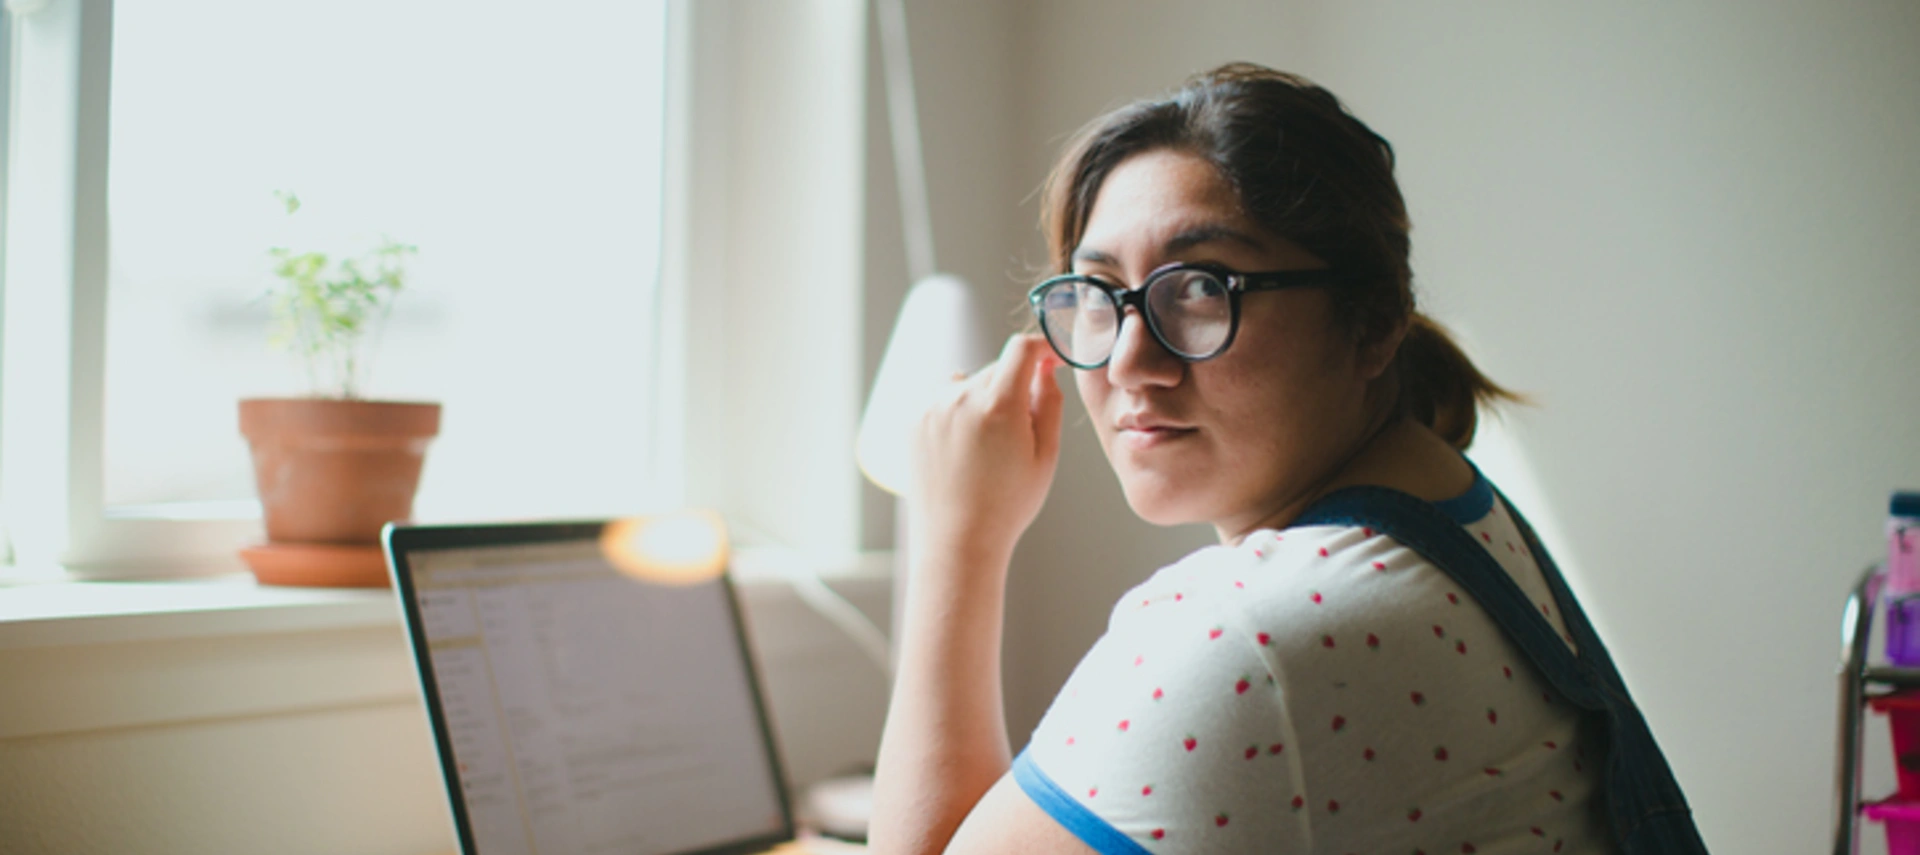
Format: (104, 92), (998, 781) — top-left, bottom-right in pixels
(0, 574), (399, 651)
(0, 547), (894, 652)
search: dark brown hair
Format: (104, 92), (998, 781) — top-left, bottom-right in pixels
(1039, 62), (1521, 449)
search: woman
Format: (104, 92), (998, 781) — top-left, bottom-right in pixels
(870, 64), (1705, 855)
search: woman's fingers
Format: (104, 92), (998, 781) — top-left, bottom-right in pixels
(908, 333), (1065, 558)
(988, 333), (1048, 408)
(1030, 353), (1065, 462)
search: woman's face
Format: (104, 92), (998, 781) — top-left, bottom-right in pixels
(1070, 148), (1387, 541)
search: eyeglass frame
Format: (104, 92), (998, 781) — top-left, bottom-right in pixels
(1026, 261), (1367, 369)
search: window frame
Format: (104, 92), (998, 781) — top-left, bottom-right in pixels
(1, 0), (875, 582)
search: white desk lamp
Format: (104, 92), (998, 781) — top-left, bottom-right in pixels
(854, 274), (989, 498)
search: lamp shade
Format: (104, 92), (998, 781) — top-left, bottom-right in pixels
(855, 274), (989, 496)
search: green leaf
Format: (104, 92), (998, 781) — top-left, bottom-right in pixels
(262, 191), (414, 398)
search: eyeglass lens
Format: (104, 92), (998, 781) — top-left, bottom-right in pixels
(1038, 268), (1234, 367)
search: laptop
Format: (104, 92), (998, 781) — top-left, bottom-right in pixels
(385, 519), (799, 855)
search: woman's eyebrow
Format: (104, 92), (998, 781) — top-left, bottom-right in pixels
(1069, 246), (1118, 266)
(1163, 224), (1268, 255)
(1070, 225), (1268, 267)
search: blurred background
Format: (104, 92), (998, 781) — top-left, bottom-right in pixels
(4, 1), (1916, 852)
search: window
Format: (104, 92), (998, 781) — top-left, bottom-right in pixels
(101, 0), (669, 521)
(2, 0), (875, 581)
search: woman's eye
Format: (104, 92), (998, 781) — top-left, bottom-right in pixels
(1180, 276), (1224, 303)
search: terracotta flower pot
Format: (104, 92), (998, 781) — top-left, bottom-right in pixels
(238, 398), (440, 587)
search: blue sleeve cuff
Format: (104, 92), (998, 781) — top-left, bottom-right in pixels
(1011, 749), (1155, 855)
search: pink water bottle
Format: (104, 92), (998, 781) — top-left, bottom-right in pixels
(1891, 493), (1920, 596)
(1883, 493), (1920, 666)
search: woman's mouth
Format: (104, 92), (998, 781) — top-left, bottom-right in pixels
(1116, 424), (1197, 450)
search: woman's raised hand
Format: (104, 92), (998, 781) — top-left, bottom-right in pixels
(909, 333), (1065, 565)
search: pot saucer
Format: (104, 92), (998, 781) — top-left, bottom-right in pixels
(239, 542), (391, 588)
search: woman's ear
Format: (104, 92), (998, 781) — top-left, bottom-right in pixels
(1355, 316), (1409, 381)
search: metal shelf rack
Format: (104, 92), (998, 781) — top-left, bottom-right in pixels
(1837, 562), (1907, 855)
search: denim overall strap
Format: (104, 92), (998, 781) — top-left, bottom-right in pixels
(1295, 484), (1709, 854)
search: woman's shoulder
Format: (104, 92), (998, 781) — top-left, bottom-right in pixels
(1109, 505), (1571, 667)
(1115, 523), (1448, 631)
(1038, 513), (1610, 855)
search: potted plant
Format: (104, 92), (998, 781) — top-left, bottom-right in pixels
(237, 192), (440, 587)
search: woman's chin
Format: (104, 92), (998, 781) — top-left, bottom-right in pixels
(1117, 478), (1209, 527)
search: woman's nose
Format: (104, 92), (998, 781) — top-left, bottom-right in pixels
(1106, 307), (1184, 389)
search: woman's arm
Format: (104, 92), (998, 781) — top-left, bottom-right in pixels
(867, 334), (1064, 855)
(868, 527), (1014, 855)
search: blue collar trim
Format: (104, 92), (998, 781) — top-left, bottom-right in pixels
(1428, 466), (1494, 525)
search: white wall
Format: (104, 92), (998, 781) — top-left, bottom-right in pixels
(900, 2), (1920, 853)
(707, 0), (870, 555)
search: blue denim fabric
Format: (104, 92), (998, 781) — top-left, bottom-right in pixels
(1294, 481), (1709, 854)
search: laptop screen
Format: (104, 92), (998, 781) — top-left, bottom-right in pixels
(388, 524), (793, 855)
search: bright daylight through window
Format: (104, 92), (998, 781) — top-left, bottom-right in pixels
(0, 0), (675, 576)
(6, 0), (672, 574)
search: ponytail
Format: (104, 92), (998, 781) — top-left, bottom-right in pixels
(1390, 313), (1525, 450)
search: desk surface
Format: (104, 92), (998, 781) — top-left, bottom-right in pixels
(435, 833), (867, 855)
(771, 835), (869, 854)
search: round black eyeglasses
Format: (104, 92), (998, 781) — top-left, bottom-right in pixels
(1027, 262), (1361, 369)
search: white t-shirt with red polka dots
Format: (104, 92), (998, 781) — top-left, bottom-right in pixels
(1014, 488), (1616, 855)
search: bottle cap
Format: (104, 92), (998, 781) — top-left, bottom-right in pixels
(1894, 491), (1920, 518)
